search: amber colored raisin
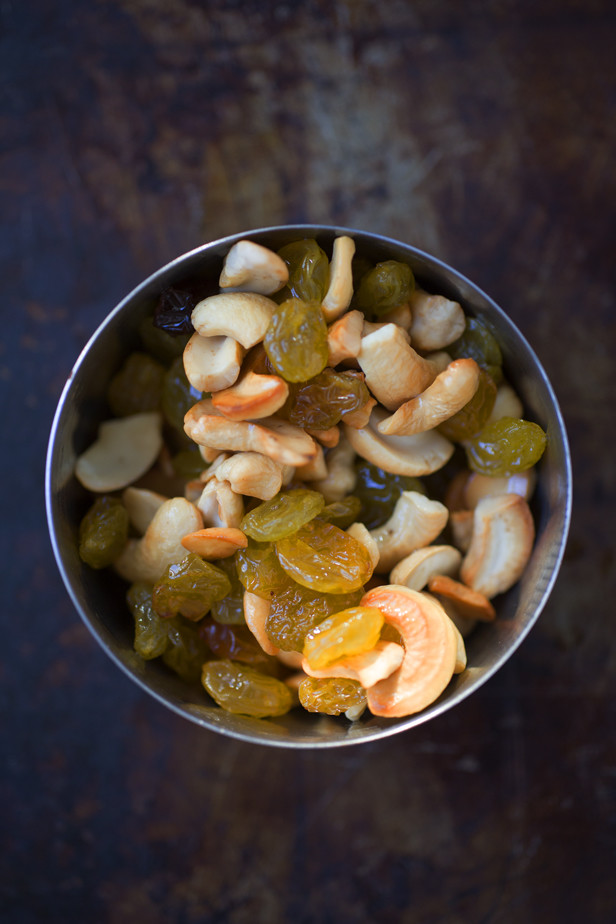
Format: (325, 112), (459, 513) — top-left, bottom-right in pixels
(78, 496), (129, 569)
(276, 519), (373, 594)
(320, 496), (362, 530)
(438, 369), (498, 441)
(266, 579), (364, 652)
(107, 352), (165, 418)
(303, 606), (384, 670)
(202, 660), (293, 717)
(286, 368), (371, 430)
(240, 488), (325, 543)
(152, 553), (231, 621)
(277, 239), (329, 303)
(127, 582), (169, 660)
(263, 298), (329, 383)
(209, 557), (246, 625)
(465, 416), (547, 476)
(234, 541), (288, 598)
(199, 620), (273, 665)
(298, 676), (367, 716)
(162, 621), (210, 682)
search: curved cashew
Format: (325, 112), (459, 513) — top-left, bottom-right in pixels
(377, 359), (480, 436)
(306, 426), (340, 448)
(196, 477), (244, 528)
(219, 240), (289, 295)
(184, 399), (317, 467)
(203, 451), (284, 501)
(487, 381), (524, 424)
(346, 522), (380, 572)
(191, 292), (276, 349)
(181, 526), (247, 559)
(427, 574), (495, 621)
(327, 309), (364, 366)
(460, 493), (535, 598)
(408, 289), (466, 351)
(341, 394), (378, 430)
(390, 544), (462, 591)
(210, 369), (289, 420)
(122, 486), (167, 535)
(361, 585), (461, 717)
(450, 510), (474, 553)
(322, 235), (356, 322)
(312, 435), (356, 503)
(183, 333), (244, 393)
(301, 641), (405, 688)
(294, 443), (328, 482)
(358, 324), (435, 410)
(370, 491), (449, 573)
(464, 468), (537, 508)
(114, 497), (203, 583)
(75, 412), (163, 492)
(343, 405), (454, 477)
(243, 591), (278, 656)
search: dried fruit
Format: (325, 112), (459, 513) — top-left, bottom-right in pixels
(298, 676), (367, 715)
(438, 368), (497, 441)
(127, 582), (169, 660)
(107, 352), (165, 418)
(202, 659), (293, 717)
(240, 488), (325, 542)
(277, 239), (329, 303)
(139, 316), (189, 363)
(354, 260), (414, 318)
(78, 495), (129, 569)
(465, 416), (547, 476)
(276, 518), (373, 594)
(354, 459), (425, 529)
(263, 298), (329, 383)
(234, 541), (288, 597)
(198, 620), (273, 665)
(152, 553), (231, 621)
(209, 557), (246, 625)
(154, 287), (196, 336)
(320, 496), (362, 529)
(303, 606), (384, 670)
(285, 368), (371, 430)
(449, 317), (503, 384)
(266, 579), (363, 651)
(162, 620), (210, 682)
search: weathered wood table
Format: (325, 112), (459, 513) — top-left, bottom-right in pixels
(2, 1), (614, 921)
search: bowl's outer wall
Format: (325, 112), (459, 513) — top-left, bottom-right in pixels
(46, 226), (572, 747)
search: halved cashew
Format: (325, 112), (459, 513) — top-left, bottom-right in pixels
(327, 309), (364, 366)
(211, 370), (289, 421)
(322, 236), (356, 322)
(191, 292), (276, 349)
(219, 240), (289, 295)
(183, 333), (244, 393)
(243, 592), (278, 655)
(464, 468), (537, 508)
(370, 491), (449, 573)
(301, 641), (405, 688)
(181, 526), (247, 559)
(346, 523), (380, 572)
(361, 585), (461, 717)
(358, 324), (436, 410)
(122, 486), (167, 535)
(377, 359), (480, 436)
(390, 545), (462, 591)
(294, 443), (328, 481)
(487, 382), (524, 424)
(75, 412), (163, 492)
(114, 497), (203, 583)
(408, 289), (466, 351)
(460, 494), (535, 598)
(427, 575), (495, 621)
(184, 399), (317, 467)
(196, 477), (244, 528)
(343, 405), (454, 477)
(312, 436), (356, 503)
(450, 510), (474, 553)
(306, 426), (340, 448)
(203, 451), (283, 500)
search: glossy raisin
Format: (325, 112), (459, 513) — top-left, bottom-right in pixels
(202, 660), (293, 717)
(162, 620), (210, 682)
(286, 368), (371, 430)
(320, 496), (362, 530)
(354, 260), (414, 318)
(127, 582), (170, 660)
(303, 606), (384, 670)
(235, 541), (289, 598)
(78, 496), (129, 569)
(276, 518), (373, 594)
(199, 620), (274, 665)
(438, 368), (497, 441)
(152, 553), (231, 621)
(354, 459), (425, 529)
(298, 676), (367, 716)
(209, 557), (246, 625)
(266, 578), (364, 651)
(449, 317), (503, 385)
(263, 298), (328, 383)
(465, 416), (547, 476)
(154, 287), (195, 336)
(240, 488), (325, 543)
(277, 239), (329, 303)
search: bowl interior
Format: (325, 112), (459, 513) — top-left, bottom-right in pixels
(46, 225), (572, 748)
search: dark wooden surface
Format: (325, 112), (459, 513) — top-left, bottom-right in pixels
(2, 2), (615, 922)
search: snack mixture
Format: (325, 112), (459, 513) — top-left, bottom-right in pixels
(74, 236), (547, 721)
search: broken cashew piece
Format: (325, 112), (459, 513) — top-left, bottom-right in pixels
(181, 527), (247, 559)
(114, 497), (203, 583)
(377, 359), (480, 436)
(361, 585), (462, 718)
(408, 289), (466, 351)
(464, 468), (537, 508)
(390, 544), (462, 591)
(196, 477), (244, 528)
(460, 493), (536, 598)
(75, 412), (163, 493)
(203, 451), (284, 501)
(210, 369), (289, 420)
(243, 592), (278, 656)
(327, 309), (364, 367)
(322, 235), (356, 322)
(358, 324), (436, 410)
(427, 574), (495, 622)
(183, 333), (244, 393)
(487, 382), (524, 424)
(191, 292), (276, 349)
(122, 486), (167, 535)
(219, 240), (289, 295)
(301, 641), (405, 688)
(370, 491), (449, 573)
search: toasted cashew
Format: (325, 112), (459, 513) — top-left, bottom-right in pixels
(114, 497), (203, 583)
(322, 236), (356, 322)
(183, 333), (244, 393)
(211, 370), (289, 421)
(219, 240), (289, 294)
(427, 574), (495, 621)
(312, 436), (356, 503)
(370, 491), (449, 573)
(203, 451), (284, 500)
(362, 585), (461, 717)
(327, 309), (364, 366)
(301, 641), (405, 688)
(461, 494), (535, 598)
(408, 289), (466, 351)
(191, 292), (276, 349)
(343, 405), (454, 477)
(346, 522), (380, 571)
(306, 426), (340, 448)
(390, 545), (462, 591)
(196, 477), (244, 528)
(358, 324), (436, 410)
(377, 359), (480, 436)
(122, 487), (167, 535)
(75, 412), (163, 493)
(243, 592), (278, 655)
(181, 527), (247, 559)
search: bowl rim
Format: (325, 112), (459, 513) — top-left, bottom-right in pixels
(45, 224), (573, 748)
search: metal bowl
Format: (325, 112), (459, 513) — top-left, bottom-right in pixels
(46, 225), (572, 748)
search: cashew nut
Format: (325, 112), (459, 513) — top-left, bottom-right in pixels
(203, 451), (284, 500)
(294, 443), (328, 482)
(306, 426), (340, 448)
(210, 369), (289, 420)
(75, 412), (163, 492)
(357, 324), (435, 409)
(346, 522), (380, 572)
(301, 641), (405, 688)
(460, 493), (536, 598)
(464, 468), (537, 508)
(219, 240), (289, 294)
(181, 526), (247, 559)
(196, 477), (244, 528)
(243, 592), (278, 655)
(487, 381), (524, 424)
(377, 358), (480, 436)
(114, 497), (203, 583)
(427, 574), (495, 622)
(191, 292), (276, 349)
(369, 491), (449, 573)
(390, 544), (462, 591)
(361, 585), (462, 717)
(312, 435), (356, 503)
(379, 303), (413, 330)
(449, 510), (474, 553)
(327, 309), (364, 366)
(343, 405), (454, 477)
(322, 235), (356, 322)
(122, 486), (167, 535)
(183, 333), (244, 393)
(408, 289), (466, 351)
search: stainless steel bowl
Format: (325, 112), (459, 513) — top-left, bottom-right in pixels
(46, 225), (572, 748)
